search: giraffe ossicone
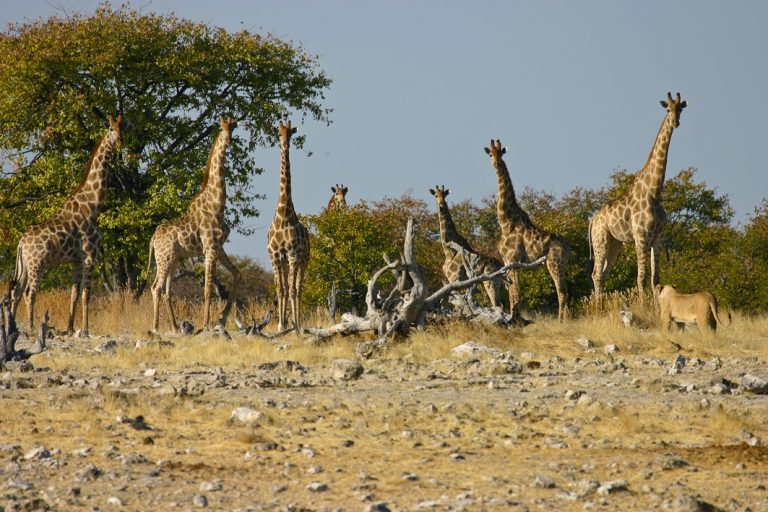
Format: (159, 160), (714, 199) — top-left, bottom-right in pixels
(10, 114), (123, 336)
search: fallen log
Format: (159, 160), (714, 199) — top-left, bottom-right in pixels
(301, 217), (547, 341)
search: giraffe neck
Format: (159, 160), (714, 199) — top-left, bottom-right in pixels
(66, 131), (119, 221)
(199, 130), (229, 216)
(276, 137), (296, 219)
(492, 155), (530, 233)
(437, 202), (469, 249)
(634, 116), (675, 200)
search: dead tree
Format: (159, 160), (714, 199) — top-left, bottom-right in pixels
(302, 218), (545, 341)
(1, 295), (48, 364)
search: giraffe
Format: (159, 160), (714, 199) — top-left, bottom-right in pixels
(147, 116), (240, 333)
(326, 184), (348, 210)
(267, 120), (310, 332)
(589, 92), (688, 306)
(10, 114), (123, 335)
(485, 140), (570, 321)
(429, 185), (504, 308)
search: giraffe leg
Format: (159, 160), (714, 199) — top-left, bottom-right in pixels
(547, 256), (569, 322)
(216, 249), (240, 328)
(294, 260), (308, 331)
(288, 259), (300, 331)
(507, 269), (521, 320)
(67, 262), (83, 336)
(650, 240), (662, 304)
(164, 261), (180, 333)
(272, 259), (287, 331)
(635, 238), (650, 303)
(202, 248), (218, 330)
(24, 269), (42, 332)
(592, 234), (622, 308)
(150, 267), (164, 333)
(79, 252), (96, 337)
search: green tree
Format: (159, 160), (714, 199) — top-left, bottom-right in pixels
(0, 3), (331, 291)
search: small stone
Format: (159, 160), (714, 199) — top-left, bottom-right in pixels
(107, 496), (123, 506)
(24, 445), (51, 460)
(95, 340), (118, 353)
(144, 368), (157, 378)
(532, 474), (556, 488)
(597, 479), (628, 495)
(673, 494), (719, 512)
(306, 481), (328, 492)
(73, 447), (92, 457)
(451, 341), (500, 357)
(575, 337), (594, 349)
(604, 344), (619, 354)
(230, 406), (263, 424)
(9, 479), (34, 490)
(741, 374), (768, 394)
(330, 359), (364, 381)
(192, 494), (208, 507)
(307, 466), (324, 474)
(199, 481), (222, 492)
(402, 472), (420, 481)
(365, 503), (392, 512)
(565, 389), (585, 400)
(672, 355), (686, 371)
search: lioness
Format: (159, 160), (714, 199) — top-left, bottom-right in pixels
(656, 284), (731, 334)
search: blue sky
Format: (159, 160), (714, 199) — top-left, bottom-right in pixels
(3, 1), (767, 265)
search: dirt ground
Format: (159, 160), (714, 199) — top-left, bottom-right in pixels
(1, 330), (768, 511)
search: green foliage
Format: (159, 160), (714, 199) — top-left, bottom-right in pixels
(302, 203), (398, 314)
(0, 3), (331, 289)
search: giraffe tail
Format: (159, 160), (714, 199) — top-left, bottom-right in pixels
(145, 237), (155, 283)
(587, 218), (594, 261)
(7, 243), (25, 300)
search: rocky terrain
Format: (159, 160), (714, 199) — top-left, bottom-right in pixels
(1, 333), (768, 511)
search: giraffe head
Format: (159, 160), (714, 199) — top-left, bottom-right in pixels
(429, 185), (450, 209)
(278, 120), (298, 143)
(483, 139), (507, 160)
(660, 92), (688, 129)
(108, 113), (123, 145)
(330, 184), (348, 208)
(219, 116), (234, 144)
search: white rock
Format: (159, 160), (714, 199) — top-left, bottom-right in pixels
(306, 481), (328, 492)
(451, 341), (500, 357)
(330, 358), (363, 381)
(107, 496), (123, 506)
(230, 406), (263, 424)
(24, 446), (51, 460)
(575, 337), (594, 349)
(604, 344), (619, 354)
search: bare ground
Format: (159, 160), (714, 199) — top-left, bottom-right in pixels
(1, 325), (768, 512)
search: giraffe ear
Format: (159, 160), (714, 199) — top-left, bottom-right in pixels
(660, 100), (668, 109)
(331, 186), (336, 193)
(429, 188), (436, 196)
(342, 186), (348, 194)
(291, 127), (298, 135)
(680, 100), (688, 109)
(445, 189), (450, 196)
(501, 147), (507, 155)
(483, 147), (491, 155)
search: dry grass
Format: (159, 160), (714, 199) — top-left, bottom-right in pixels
(11, 289), (768, 367)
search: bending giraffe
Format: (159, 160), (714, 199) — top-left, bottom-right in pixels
(147, 116), (239, 333)
(485, 140), (570, 321)
(326, 184), (348, 210)
(590, 92), (688, 306)
(267, 120), (310, 331)
(10, 114), (123, 335)
(429, 185), (504, 308)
